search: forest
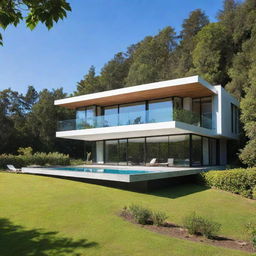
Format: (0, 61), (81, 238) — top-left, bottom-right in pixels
(1, 0), (256, 165)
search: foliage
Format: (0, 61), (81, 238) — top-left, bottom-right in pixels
(183, 212), (221, 238)
(199, 168), (256, 198)
(245, 221), (256, 249)
(151, 211), (168, 226)
(0, 152), (70, 169)
(17, 147), (33, 156)
(128, 204), (152, 225)
(0, 0), (71, 45)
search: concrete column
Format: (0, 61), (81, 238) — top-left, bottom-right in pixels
(183, 97), (192, 111)
(96, 141), (104, 164)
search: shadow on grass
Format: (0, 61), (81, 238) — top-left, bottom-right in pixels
(147, 183), (209, 199)
(0, 218), (98, 256)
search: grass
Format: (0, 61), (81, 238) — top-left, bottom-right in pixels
(0, 172), (256, 256)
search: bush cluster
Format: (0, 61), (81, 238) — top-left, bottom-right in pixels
(183, 212), (221, 239)
(0, 152), (70, 169)
(199, 168), (256, 199)
(246, 221), (256, 249)
(126, 204), (168, 226)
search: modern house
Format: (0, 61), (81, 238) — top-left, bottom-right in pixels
(55, 76), (239, 167)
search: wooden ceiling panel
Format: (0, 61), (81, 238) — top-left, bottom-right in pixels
(58, 82), (215, 109)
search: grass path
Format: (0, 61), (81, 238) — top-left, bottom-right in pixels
(0, 172), (255, 256)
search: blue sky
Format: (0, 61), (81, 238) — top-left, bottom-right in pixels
(0, 0), (223, 95)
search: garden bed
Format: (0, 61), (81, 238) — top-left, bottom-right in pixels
(120, 211), (254, 253)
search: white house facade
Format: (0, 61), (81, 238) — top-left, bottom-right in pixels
(55, 76), (239, 167)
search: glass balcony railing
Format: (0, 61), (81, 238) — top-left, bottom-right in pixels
(57, 108), (212, 131)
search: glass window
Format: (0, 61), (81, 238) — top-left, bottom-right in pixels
(76, 108), (86, 129)
(119, 102), (146, 125)
(173, 97), (182, 110)
(202, 137), (209, 165)
(148, 98), (173, 123)
(231, 104), (239, 134)
(85, 106), (96, 128)
(105, 140), (119, 164)
(192, 99), (201, 126)
(201, 97), (212, 129)
(104, 106), (118, 127)
(168, 135), (190, 166)
(127, 138), (145, 165)
(209, 138), (217, 165)
(146, 136), (168, 164)
(191, 135), (202, 166)
(119, 139), (127, 165)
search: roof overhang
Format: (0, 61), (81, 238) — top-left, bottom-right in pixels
(55, 76), (217, 109)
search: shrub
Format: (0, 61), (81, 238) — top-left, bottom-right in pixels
(252, 187), (256, 200)
(17, 147), (33, 155)
(183, 212), (221, 239)
(199, 168), (256, 199)
(152, 211), (168, 226)
(246, 221), (256, 249)
(0, 152), (70, 169)
(128, 204), (152, 225)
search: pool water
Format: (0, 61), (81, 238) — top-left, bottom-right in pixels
(49, 167), (155, 175)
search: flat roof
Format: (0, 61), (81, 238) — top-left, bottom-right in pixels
(55, 76), (217, 109)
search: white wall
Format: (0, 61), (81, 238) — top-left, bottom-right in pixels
(96, 141), (104, 164)
(214, 85), (239, 139)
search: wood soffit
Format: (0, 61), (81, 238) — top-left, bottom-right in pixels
(58, 82), (215, 109)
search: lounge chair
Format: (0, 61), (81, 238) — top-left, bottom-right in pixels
(146, 158), (157, 166)
(7, 165), (21, 173)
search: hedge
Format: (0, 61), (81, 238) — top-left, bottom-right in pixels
(0, 152), (70, 169)
(199, 168), (256, 199)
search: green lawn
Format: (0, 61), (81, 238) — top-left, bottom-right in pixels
(0, 172), (255, 256)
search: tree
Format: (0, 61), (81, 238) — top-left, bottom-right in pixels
(175, 9), (209, 77)
(0, 0), (71, 45)
(100, 52), (131, 90)
(125, 26), (177, 86)
(75, 66), (101, 95)
(191, 23), (231, 85)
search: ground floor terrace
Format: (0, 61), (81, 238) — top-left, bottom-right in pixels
(21, 165), (224, 192)
(86, 133), (227, 167)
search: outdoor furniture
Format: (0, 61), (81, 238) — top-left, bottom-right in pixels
(7, 165), (22, 173)
(167, 158), (174, 167)
(146, 158), (158, 166)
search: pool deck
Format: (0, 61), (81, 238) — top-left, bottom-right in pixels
(21, 165), (223, 183)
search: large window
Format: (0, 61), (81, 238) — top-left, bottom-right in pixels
(119, 139), (127, 165)
(209, 138), (217, 165)
(169, 135), (190, 166)
(146, 136), (168, 164)
(202, 137), (209, 165)
(102, 134), (218, 167)
(119, 102), (146, 125)
(103, 106), (118, 127)
(127, 138), (145, 165)
(76, 107), (96, 129)
(191, 135), (202, 166)
(148, 98), (173, 123)
(192, 97), (212, 129)
(105, 140), (119, 164)
(231, 104), (239, 134)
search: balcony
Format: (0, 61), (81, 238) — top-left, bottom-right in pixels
(57, 108), (212, 132)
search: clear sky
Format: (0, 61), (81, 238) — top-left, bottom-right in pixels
(0, 0), (224, 95)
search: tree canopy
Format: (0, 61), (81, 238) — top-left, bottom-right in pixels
(0, 0), (71, 45)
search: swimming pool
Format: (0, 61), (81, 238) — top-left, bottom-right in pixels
(48, 167), (155, 175)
